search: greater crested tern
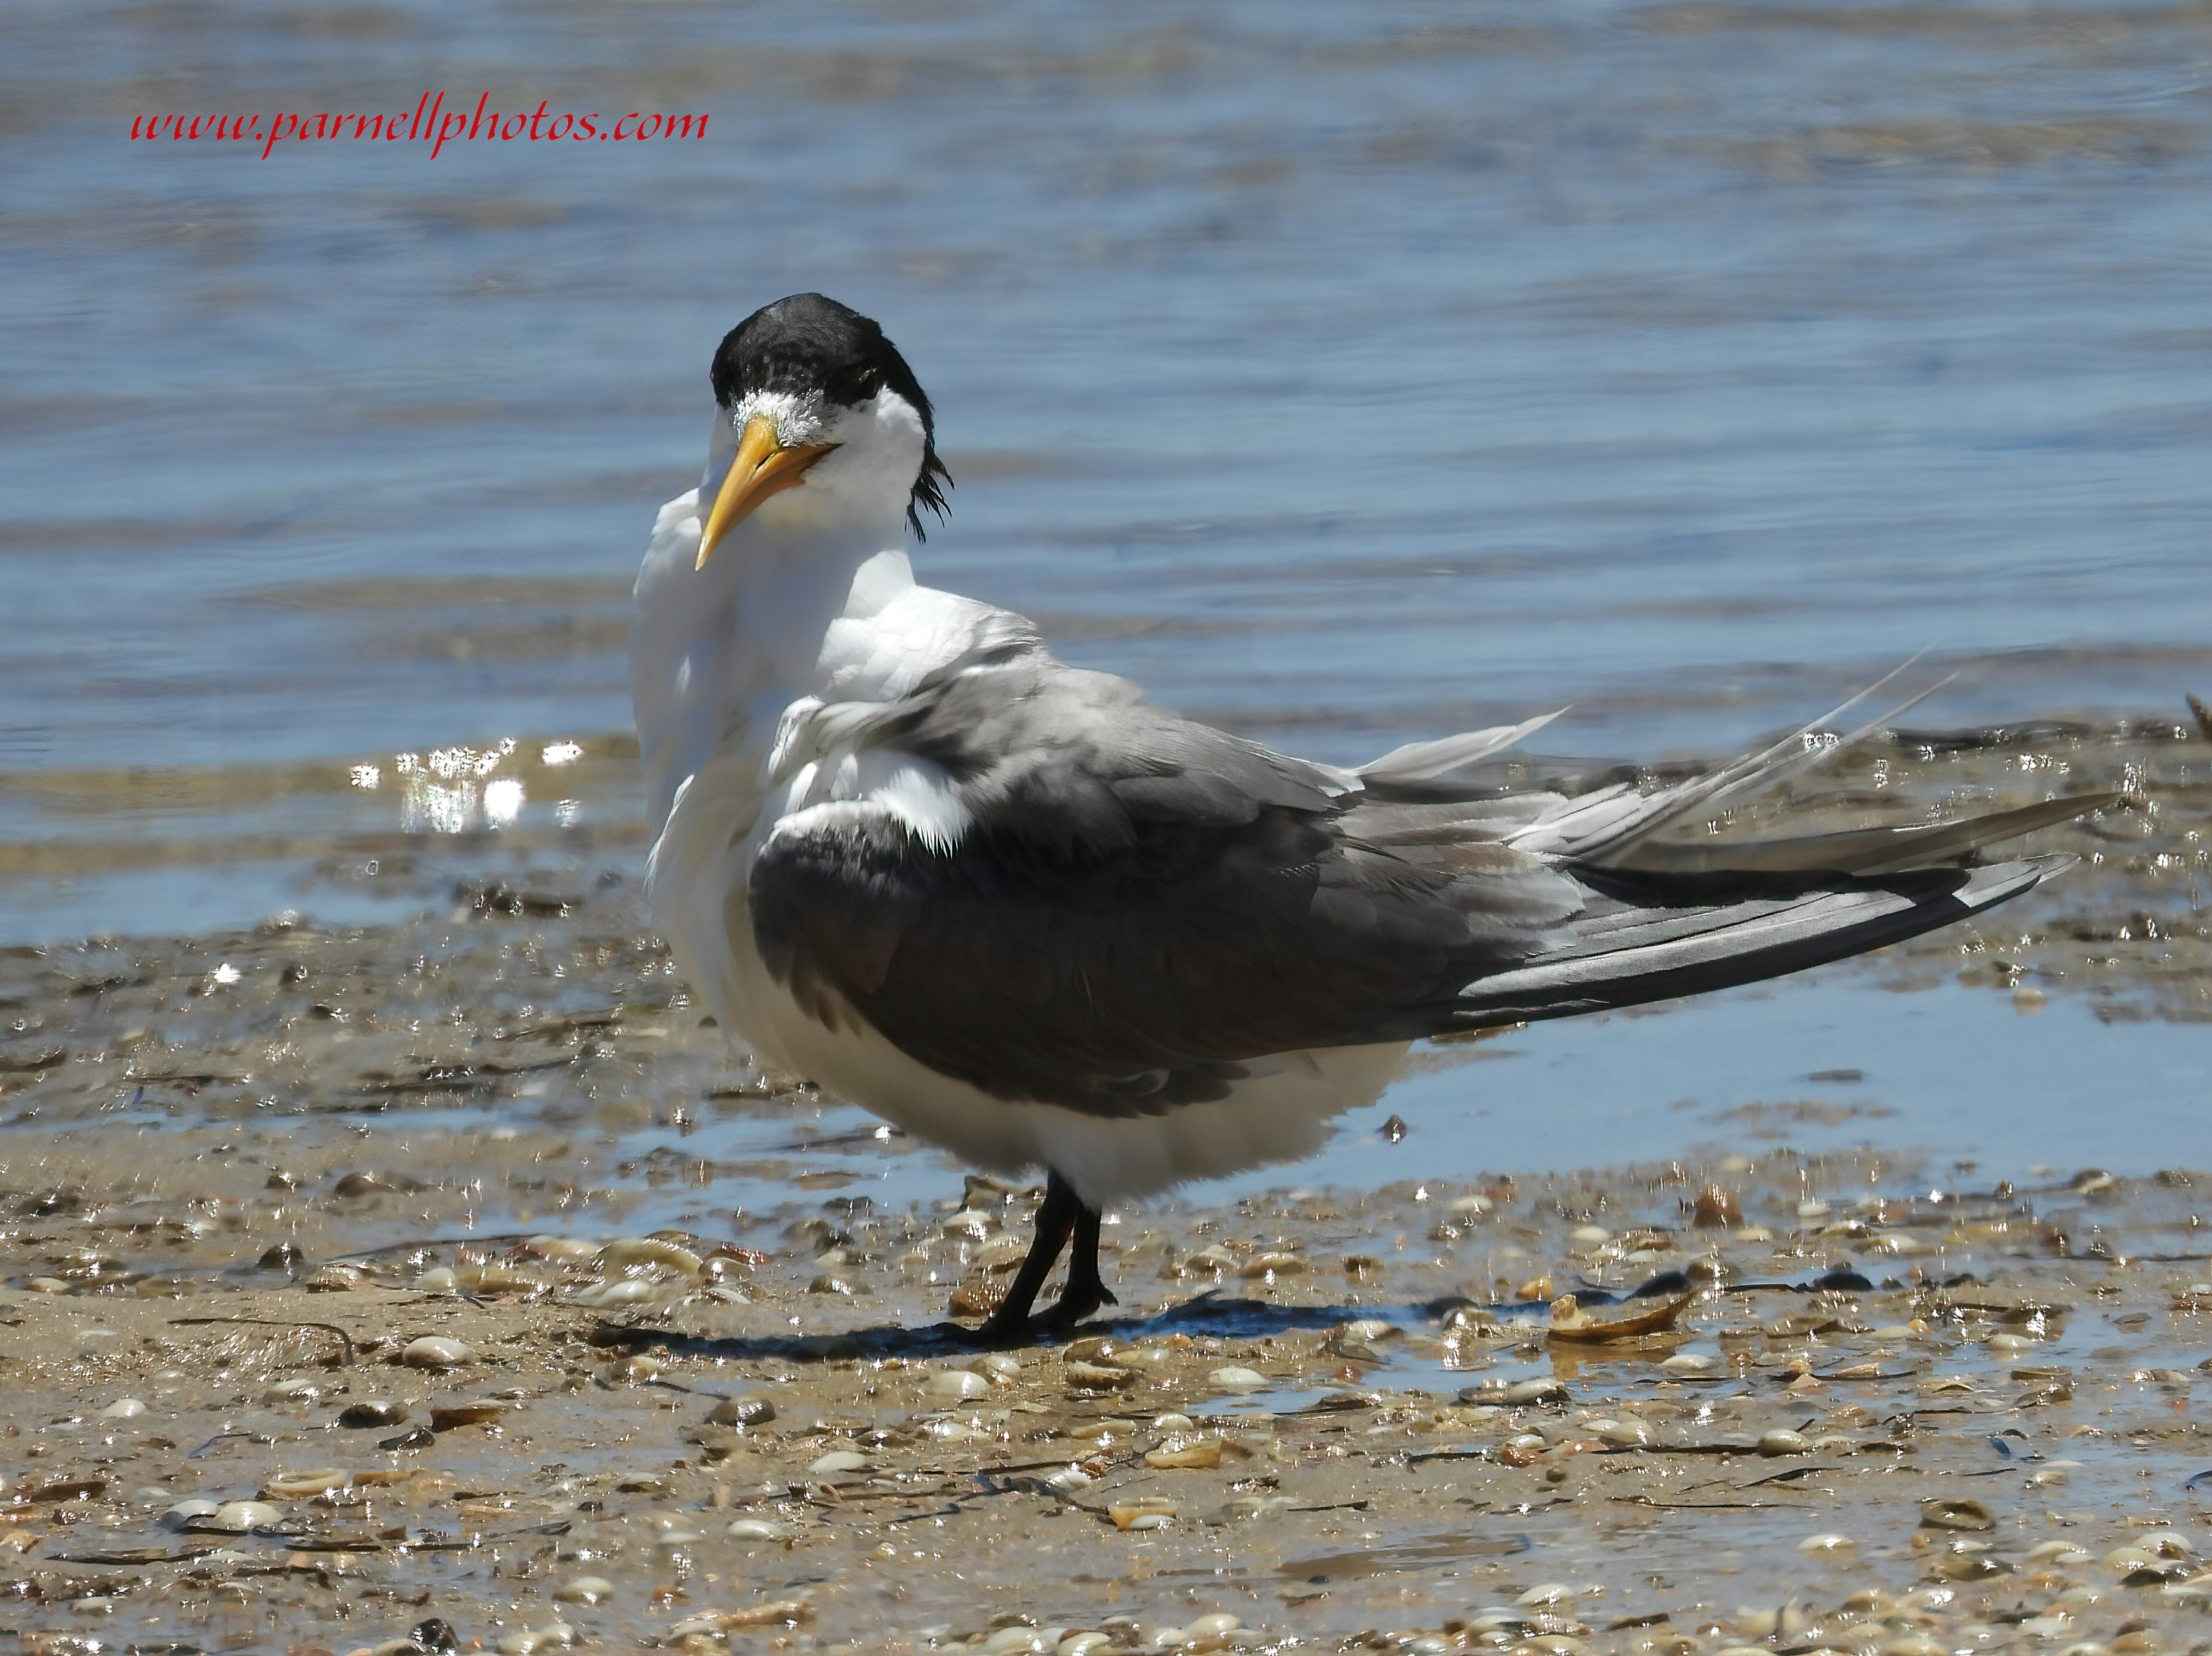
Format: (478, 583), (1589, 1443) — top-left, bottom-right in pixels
(632, 293), (2100, 1343)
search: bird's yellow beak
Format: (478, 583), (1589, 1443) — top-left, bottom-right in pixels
(696, 415), (838, 568)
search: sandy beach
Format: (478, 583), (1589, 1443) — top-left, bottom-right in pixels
(1, 715), (2207, 1652)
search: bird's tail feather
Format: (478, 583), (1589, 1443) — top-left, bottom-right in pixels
(1605, 791), (2117, 878)
(1506, 665), (1955, 865)
(1444, 854), (2064, 1032)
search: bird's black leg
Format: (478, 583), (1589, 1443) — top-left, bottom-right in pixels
(973, 1172), (1082, 1346)
(1041, 1196), (1118, 1331)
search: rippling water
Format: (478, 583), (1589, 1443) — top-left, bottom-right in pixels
(5, 0), (2210, 941)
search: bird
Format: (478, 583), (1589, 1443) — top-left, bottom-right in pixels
(631, 293), (2104, 1344)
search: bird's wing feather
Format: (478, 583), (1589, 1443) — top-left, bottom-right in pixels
(748, 655), (1581, 1115)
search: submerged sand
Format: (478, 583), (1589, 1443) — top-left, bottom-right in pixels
(1, 711), (2208, 1654)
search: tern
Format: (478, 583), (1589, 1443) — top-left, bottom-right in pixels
(632, 293), (2100, 1343)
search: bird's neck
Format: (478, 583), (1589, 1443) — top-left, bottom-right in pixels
(634, 504), (912, 841)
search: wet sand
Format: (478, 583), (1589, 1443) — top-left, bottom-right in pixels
(1, 715), (2209, 1652)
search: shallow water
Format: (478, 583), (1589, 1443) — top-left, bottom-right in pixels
(6, 0), (2212, 939)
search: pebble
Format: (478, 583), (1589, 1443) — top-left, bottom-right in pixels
(1598, 1419), (1653, 1448)
(1757, 1429), (1811, 1456)
(400, 1336), (472, 1371)
(1207, 1366), (1267, 1393)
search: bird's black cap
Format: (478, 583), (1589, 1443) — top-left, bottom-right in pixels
(710, 294), (951, 539)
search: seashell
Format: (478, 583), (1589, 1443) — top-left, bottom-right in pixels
(1919, 1497), (1994, 1531)
(1756, 1429), (1810, 1457)
(1207, 1366), (1267, 1393)
(1107, 1497), (1178, 1529)
(337, 1401), (408, 1428)
(554, 1576), (614, 1605)
(1506, 1378), (1568, 1406)
(727, 1517), (786, 1541)
(458, 1264), (549, 1296)
(262, 1378), (323, 1407)
(260, 1468), (350, 1499)
(301, 1263), (370, 1292)
(1240, 1249), (1306, 1279)
(429, 1400), (510, 1431)
(1144, 1435), (1223, 1470)
(925, 1368), (990, 1400)
(1519, 1583), (1576, 1608)
(970, 1352), (1022, 1380)
(206, 1499), (284, 1532)
(982, 1629), (1051, 1656)
(523, 1234), (600, 1262)
(599, 1237), (703, 1278)
(163, 1498), (220, 1530)
(807, 1449), (870, 1475)
(1184, 1613), (1242, 1636)
(570, 1277), (658, 1309)
(1598, 1419), (1652, 1448)
(332, 1171), (404, 1198)
(400, 1336), (472, 1371)
(98, 1397), (148, 1419)
(1799, 1532), (1856, 1554)
(707, 1395), (776, 1428)
(1065, 1360), (1138, 1390)
(416, 1267), (457, 1293)
(498, 1627), (577, 1655)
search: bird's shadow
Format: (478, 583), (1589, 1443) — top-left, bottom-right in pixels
(583, 1272), (1711, 1367)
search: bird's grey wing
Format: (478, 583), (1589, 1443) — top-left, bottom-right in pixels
(749, 656), (1583, 1115)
